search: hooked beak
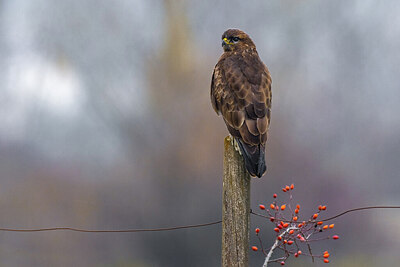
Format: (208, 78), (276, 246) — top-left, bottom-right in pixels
(222, 37), (233, 47)
(222, 37), (234, 51)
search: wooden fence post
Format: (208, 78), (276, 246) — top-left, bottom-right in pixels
(222, 135), (251, 267)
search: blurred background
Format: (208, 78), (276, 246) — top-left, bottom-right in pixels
(1, 0), (400, 266)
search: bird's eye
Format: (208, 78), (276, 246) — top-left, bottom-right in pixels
(232, 37), (240, 42)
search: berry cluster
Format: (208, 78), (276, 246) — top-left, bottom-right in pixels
(251, 184), (340, 266)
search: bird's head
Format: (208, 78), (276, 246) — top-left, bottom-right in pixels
(221, 29), (256, 52)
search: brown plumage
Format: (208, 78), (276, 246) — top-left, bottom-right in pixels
(211, 29), (272, 177)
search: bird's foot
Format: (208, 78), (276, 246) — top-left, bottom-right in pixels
(232, 136), (242, 155)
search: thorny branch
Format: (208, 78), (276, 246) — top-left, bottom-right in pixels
(251, 184), (400, 266)
(263, 227), (297, 267)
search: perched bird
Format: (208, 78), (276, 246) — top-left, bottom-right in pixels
(211, 29), (272, 178)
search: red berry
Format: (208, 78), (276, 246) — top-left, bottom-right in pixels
(283, 223), (289, 228)
(297, 250), (302, 255)
(277, 236), (282, 241)
(296, 204), (300, 209)
(259, 204), (265, 210)
(329, 224), (335, 229)
(289, 229), (294, 235)
(270, 204), (275, 210)
(252, 246), (258, 251)
(273, 194), (277, 198)
(322, 205), (327, 210)
(332, 235), (339, 240)
(312, 213), (319, 219)
(294, 209), (299, 214)
(281, 204), (286, 211)
(255, 228), (260, 233)
(280, 261), (285, 265)
(282, 188), (287, 192)
(293, 216), (298, 222)
(274, 228), (280, 233)
(317, 221), (323, 225)
(290, 184), (294, 190)
(288, 240), (293, 245)
(323, 259), (330, 263)
(285, 185), (290, 191)
(270, 217), (275, 222)
(294, 253), (298, 257)
(323, 253), (330, 258)
(297, 235), (305, 242)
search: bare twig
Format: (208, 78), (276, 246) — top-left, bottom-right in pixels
(263, 227), (297, 267)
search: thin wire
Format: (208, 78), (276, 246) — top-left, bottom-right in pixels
(251, 206), (400, 222)
(322, 205), (400, 221)
(0, 220), (222, 233)
(1, 206), (399, 233)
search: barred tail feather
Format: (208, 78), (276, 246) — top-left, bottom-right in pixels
(236, 139), (266, 178)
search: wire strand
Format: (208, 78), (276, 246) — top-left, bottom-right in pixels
(0, 220), (222, 233)
(322, 205), (400, 221)
(1, 206), (399, 233)
(251, 205), (400, 222)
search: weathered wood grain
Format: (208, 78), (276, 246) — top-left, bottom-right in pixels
(222, 136), (251, 267)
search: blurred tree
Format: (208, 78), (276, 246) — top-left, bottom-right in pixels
(148, 0), (194, 115)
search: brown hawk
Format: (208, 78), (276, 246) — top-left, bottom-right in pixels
(211, 29), (272, 178)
